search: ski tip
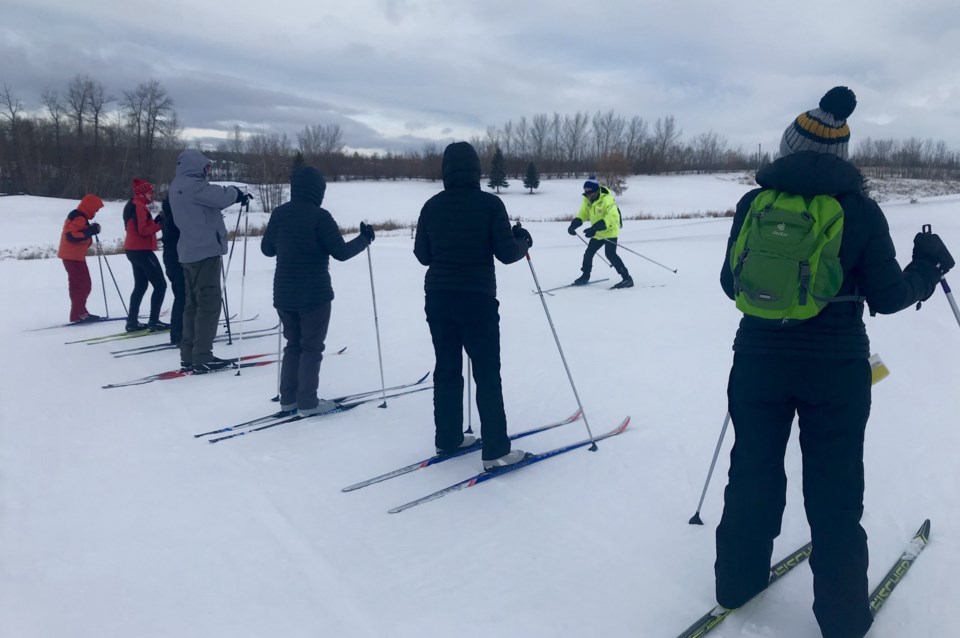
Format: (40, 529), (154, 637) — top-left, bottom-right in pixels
(918, 519), (931, 540)
(570, 408), (584, 422)
(336, 346), (348, 354)
(417, 371), (430, 383)
(616, 416), (631, 433)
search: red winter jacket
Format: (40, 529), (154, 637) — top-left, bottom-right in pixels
(123, 196), (162, 251)
(58, 194), (104, 261)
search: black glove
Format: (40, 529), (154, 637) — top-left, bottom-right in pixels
(913, 232), (954, 276)
(512, 222), (533, 248)
(88, 222), (101, 236)
(584, 219), (607, 238)
(235, 190), (253, 207)
(567, 218), (583, 236)
(360, 222), (376, 243)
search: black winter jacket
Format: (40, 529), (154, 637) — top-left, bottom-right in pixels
(720, 152), (940, 359)
(261, 166), (370, 310)
(414, 142), (528, 297)
(160, 198), (181, 264)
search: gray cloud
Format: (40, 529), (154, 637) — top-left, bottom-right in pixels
(3, 0), (959, 155)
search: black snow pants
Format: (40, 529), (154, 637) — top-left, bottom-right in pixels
(163, 250), (185, 344)
(425, 290), (510, 460)
(715, 352), (873, 638)
(277, 304), (332, 412)
(126, 250), (167, 324)
(581, 237), (629, 278)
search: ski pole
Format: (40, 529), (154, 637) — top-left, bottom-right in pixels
(235, 207), (249, 376)
(599, 237), (678, 273)
(94, 237), (110, 317)
(466, 357), (473, 434)
(224, 190), (247, 280)
(691, 366), (892, 525)
(220, 258), (233, 345)
(94, 236), (129, 315)
(577, 233), (611, 267)
(271, 318), (283, 402)
(922, 224), (960, 329)
(366, 243), (388, 408)
(689, 411), (731, 525)
(525, 245), (598, 450)
(939, 278), (960, 329)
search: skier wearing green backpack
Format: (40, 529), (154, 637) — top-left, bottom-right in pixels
(715, 87), (954, 638)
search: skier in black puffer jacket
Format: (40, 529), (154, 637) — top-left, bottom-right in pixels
(715, 87), (954, 638)
(261, 165), (373, 416)
(414, 141), (533, 471)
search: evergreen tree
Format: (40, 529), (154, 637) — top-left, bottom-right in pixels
(487, 146), (509, 193)
(523, 162), (540, 194)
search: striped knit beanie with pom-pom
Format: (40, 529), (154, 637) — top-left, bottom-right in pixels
(779, 86), (857, 159)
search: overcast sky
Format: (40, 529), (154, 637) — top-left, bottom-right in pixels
(3, 0), (959, 155)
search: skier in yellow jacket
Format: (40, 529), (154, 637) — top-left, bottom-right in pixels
(567, 176), (632, 289)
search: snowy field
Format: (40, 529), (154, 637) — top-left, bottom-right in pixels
(1, 174), (958, 637)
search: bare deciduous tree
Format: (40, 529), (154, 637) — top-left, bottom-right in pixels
(530, 113), (549, 161)
(66, 74), (93, 140)
(248, 130), (291, 212)
(298, 123), (344, 157)
(591, 109), (626, 159)
(562, 111), (589, 163)
(88, 79), (111, 151)
(41, 90), (66, 170)
(512, 116), (529, 160)
(624, 116), (648, 168)
(652, 116), (682, 172)
(123, 79), (174, 175)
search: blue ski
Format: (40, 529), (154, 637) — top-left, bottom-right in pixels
(341, 409), (583, 492)
(387, 416), (630, 514)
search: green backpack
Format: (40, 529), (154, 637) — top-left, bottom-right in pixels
(729, 190), (857, 322)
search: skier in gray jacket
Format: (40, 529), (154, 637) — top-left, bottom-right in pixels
(168, 149), (251, 373)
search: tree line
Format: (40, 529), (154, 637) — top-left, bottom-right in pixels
(2, 76), (959, 201)
(1, 76), (180, 198)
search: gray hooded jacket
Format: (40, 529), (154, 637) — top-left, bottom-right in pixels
(168, 149), (240, 264)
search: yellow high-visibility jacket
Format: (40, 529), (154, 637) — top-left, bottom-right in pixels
(576, 186), (621, 239)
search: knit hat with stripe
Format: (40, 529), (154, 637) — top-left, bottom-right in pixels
(779, 86), (857, 159)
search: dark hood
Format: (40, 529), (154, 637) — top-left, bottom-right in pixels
(290, 166), (326, 205)
(757, 151), (864, 197)
(442, 142), (481, 190)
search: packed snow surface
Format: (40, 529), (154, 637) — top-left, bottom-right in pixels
(1, 174), (957, 637)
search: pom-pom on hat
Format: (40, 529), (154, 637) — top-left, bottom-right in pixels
(780, 86), (857, 159)
(583, 176), (600, 193)
(132, 178), (154, 199)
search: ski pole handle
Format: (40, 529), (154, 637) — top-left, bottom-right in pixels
(923, 224), (960, 328)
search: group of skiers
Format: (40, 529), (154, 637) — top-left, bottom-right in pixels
(58, 149), (253, 373)
(55, 85), (956, 638)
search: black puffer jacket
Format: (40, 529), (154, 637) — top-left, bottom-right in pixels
(414, 142), (528, 296)
(160, 197), (181, 264)
(261, 167), (370, 310)
(720, 152), (940, 359)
